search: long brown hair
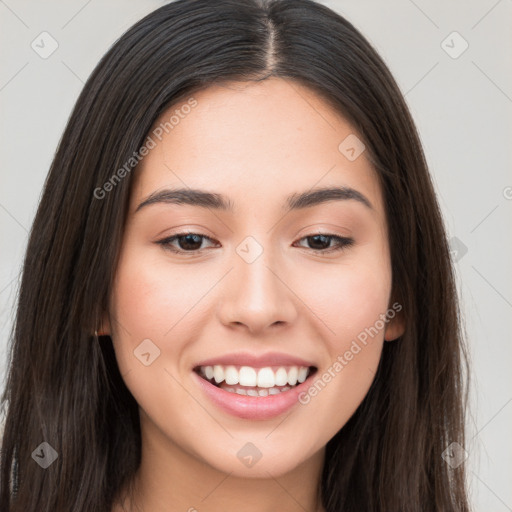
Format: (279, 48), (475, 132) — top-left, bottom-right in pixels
(0, 0), (471, 510)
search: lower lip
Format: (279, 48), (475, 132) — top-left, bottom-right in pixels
(192, 371), (314, 420)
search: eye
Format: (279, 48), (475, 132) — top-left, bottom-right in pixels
(293, 233), (354, 254)
(156, 232), (219, 253)
(156, 231), (354, 255)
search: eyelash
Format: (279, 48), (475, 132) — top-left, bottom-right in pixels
(156, 231), (354, 256)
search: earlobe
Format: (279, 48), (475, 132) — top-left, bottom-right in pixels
(96, 313), (111, 337)
(384, 315), (405, 342)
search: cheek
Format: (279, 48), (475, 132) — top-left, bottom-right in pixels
(298, 253), (392, 345)
(108, 246), (194, 377)
(109, 244), (231, 396)
(111, 246), (207, 339)
(292, 253), (391, 436)
(108, 249), (206, 435)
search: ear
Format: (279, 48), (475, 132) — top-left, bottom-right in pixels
(97, 312), (112, 336)
(384, 306), (405, 342)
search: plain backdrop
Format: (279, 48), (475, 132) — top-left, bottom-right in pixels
(0, 1), (511, 510)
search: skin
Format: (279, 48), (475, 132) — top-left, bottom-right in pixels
(105, 77), (405, 512)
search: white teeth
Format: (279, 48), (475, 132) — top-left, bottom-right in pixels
(213, 365), (224, 384)
(274, 367), (288, 386)
(287, 366), (298, 386)
(239, 366), (257, 386)
(199, 364), (312, 388)
(297, 366), (309, 383)
(204, 366), (214, 380)
(256, 367), (275, 388)
(224, 385), (293, 396)
(224, 365), (239, 385)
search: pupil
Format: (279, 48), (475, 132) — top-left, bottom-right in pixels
(180, 234), (202, 250)
(309, 235), (329, 250)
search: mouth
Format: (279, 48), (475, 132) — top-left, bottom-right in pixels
(193, 364), (318, 397)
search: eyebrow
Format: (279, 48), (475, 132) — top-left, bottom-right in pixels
(135, 186), (373, 213)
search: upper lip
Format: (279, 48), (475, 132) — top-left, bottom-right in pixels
(193, 351), (317, 369)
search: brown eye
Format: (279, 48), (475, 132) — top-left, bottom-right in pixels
(157, 232), (218, 253)
(294, 234), (354, 253)
(156, 232), (354, 256)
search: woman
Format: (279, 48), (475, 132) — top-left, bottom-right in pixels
(0, 0), (471, 510)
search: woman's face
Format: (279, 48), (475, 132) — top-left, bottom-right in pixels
(105, 77), (404, 478)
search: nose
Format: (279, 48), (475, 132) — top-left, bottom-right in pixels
(217, 245), (298, 335)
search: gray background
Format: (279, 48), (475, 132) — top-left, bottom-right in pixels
(0, 0), (511, 510)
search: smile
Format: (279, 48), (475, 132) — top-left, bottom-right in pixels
(195, 364), (314, 396)
(192, 358), (318, 420)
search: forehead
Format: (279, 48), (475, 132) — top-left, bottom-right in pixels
(130, 78), (384, 217)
